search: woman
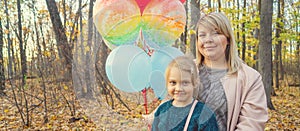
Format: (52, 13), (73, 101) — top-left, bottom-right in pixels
(195, 12), (268, 131)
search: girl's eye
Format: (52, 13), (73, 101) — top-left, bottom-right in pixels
(182, 81), (190, 86)
(169, 81), (176, 86)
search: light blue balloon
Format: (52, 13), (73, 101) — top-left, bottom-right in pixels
(105, 45), (151, 92)
(150, 47), (183, 99)
(128, 49), (151, 91)
(149, 71), (168, 99)
(151, 46), (184, 73)
(105, 47), (118, 85)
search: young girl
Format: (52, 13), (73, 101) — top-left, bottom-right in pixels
(152, 56), (218, 131)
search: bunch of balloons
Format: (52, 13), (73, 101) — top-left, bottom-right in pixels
(93, 0), (186, 99)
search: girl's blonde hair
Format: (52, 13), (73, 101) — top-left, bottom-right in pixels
(195, 12), (241, 74)
(165, 56), (201, 98)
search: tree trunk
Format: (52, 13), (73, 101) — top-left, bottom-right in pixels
(275, 0), (283, 89)
(38, 19), (49, 76)
(31, 0), (43, 67)
(74, 0), (85, 98)
(0, 18), (5, 95)
(296, 7), (300, 87)
(180, 1), (188, 53)
(255, 0), (261, 71)
(83, 0), (95, 98)
(279, 0), (284, 80)
(88, 0), (95, 90)
(62, 0), (67, 27)
(45, 0), (72, 80)
(217, 0), (221, 11)
(4, 0), (13, 79)
(258, 0), (275, 110)
(31, 0), (49, 123)
(17, 0), (30, 126)
(5, 0), (28, 126)
(241, 0), (246, 61)
(190, 0), (200, 58)
(236, 0), (240, 56)
(17, 0), (27, 87)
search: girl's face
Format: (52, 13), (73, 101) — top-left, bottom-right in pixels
(197, 26), (228, 62)
(167, 67), (194, 107)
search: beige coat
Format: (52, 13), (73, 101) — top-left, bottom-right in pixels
(221, 63), (268, 131)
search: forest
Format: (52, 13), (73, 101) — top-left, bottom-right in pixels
(0, 0), (299, 130)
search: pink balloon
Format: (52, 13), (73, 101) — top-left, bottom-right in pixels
(179, 0), (186, 3)
(135, 0), (151, 15)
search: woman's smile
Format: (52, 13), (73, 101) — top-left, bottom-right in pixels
(203, 45), (217, 50)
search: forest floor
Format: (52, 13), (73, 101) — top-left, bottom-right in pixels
(265, 86), (300, 130)
(0, 80), (299, 130)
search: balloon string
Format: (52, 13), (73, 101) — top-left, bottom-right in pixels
(140, 30), (153, 56)
(141, 88), (151, 130)
(142, 88), (148, 114)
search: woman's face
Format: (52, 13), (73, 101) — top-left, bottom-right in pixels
(197, 25), (228, 62)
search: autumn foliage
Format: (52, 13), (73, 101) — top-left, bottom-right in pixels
(0, 79), (299, 130)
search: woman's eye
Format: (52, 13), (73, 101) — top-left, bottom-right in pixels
(198, 34), (205, 37)
(212, 31), (219, 34)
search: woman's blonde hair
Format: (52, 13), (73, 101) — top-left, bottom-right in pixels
(165, 55), (201, 98)
(195, 12), (241, 74)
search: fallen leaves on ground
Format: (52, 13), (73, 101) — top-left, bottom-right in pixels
(265, 86), (300, 130)
(0, 79), (299, 130)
